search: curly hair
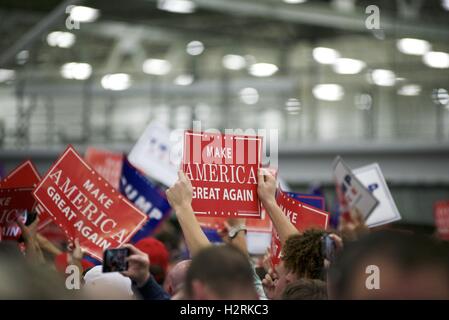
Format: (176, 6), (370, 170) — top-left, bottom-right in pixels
(282, 229), (326, 280)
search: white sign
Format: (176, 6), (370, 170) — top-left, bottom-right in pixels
(333, 156), (379, 221)
(353, 163), (401, 227)
(128, 122), (183, 187)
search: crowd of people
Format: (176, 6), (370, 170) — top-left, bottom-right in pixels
(1, 169), (449, 300)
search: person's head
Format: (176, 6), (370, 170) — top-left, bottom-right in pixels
(185, 245), (258, 300)
(135, 237), (169, 284)
(163, 259), (191, 296)
(83, 265), (134, 299)
(273, 229), (326, 299)
(281, 279), (328, 300)
(0, 242), (79, 299)
(328, 230), (449, 299)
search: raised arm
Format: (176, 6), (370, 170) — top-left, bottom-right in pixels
(166, 170), (210, 257)
(218, 218), (248, 256)
(257, 169), (298, 246)
(17, 215), (45, 264)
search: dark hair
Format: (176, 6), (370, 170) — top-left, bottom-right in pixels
(328, 230), (449, 299)
(282, 229), (326, 280)
(281, 278), (328, 300)
(185, 245), (255, 299)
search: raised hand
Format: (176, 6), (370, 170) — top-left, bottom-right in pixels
(257, 169), (277, 205)
(166, 170), (193, 211)
(261, 267), (278, 300)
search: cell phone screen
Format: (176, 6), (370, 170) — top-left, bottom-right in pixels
(322, 235), (336, 262)
(102, 248), (130, 273)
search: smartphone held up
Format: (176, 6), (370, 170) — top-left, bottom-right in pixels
(102, 248), (130, 273)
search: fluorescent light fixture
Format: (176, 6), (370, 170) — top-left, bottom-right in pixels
(69, 6), (99, 23)
(313, 47), (340, 65)
(60, 62), (92, 80)
(423, 51), (449, 69)
(222, 54), (246, 70)
(101, 73), (131, 91)
(312, 84), (344, 101)
(283, 0), (307, 3)
(333, 58), (366, 74)
(239, 87), (259, 105)
(157, 0), (196, 14)
(186, 41), (204, 56)
(47, 31), (75, 48)
(142, 59), (172, 75)
(370, 69), (396, 87)
(397, 84), (421, 96)
(396, 38), (431, 56)
(285, 98), (301, 113)
(0, 69), (15, 83)
(174, 74), (194, 86)
(249, 63), (278, 77)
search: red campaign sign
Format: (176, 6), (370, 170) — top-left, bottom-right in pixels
(84, 147), (123, 190)
(196, 168), (277, 233)
(0, 188), (37, 240)
(33, 146), (148, 261)
(271, 191), (329, 266)
(434, 200), (449, 240)
(183, 131), (262, 219)
(0, 160), (54, 231)
(0, 160), (41, 188)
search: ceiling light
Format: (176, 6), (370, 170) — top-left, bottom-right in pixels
(186, 41), (204, 56)
(441, 0), (449, 11)
(101, 73), (131, 91)
(370, 69), (396, 86)
(312, 84), (344, 101)
(142, 59), (172, 75)
(174, 74), (194, 86)
(396, 38), (431, 56)
(222, 54), (246, 70)
(239, 87), (259, 105)
(47, 31), (75, 48)
(313, 47), (340, 65)
(423, 51), (449, 69)
(0, 69), (15, 83)
(432, 88), (449, 106)
(16, 50), (29, 65)
(60, 62), (92, 80)
(333, 58), (366, 74)
(69, 6), (99, 23)
(354, 93), (373, 110)
(285, 98), (301, 112)
(157, 0), (196, 14)
(397, 84), (421, 96)
(249, 63), (278, 77)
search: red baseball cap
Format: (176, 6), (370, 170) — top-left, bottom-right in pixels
(134, 237), (169, 280)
